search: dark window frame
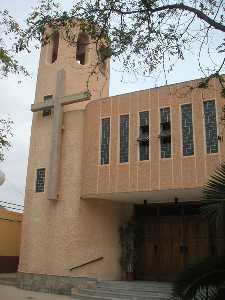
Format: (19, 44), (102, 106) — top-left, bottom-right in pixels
(43, 95), (53, 117)
(203, 99), (218, 154)
(181, 103), (194, 156)
(35, 168), (46, 193)
(139, 111), (149, 161)
(120, 114), (129, 163)
(160, 107), (172, 158)
(100, 117), (110, 165)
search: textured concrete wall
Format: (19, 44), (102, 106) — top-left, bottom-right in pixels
(82, 78), (225, 198)
(20, 96), (132, 280)
(19, 111), (132, 278)
(19, 25), (133, 280)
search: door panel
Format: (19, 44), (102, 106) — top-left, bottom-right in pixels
(135, 206), (211, 281)
(182, 216), (210, 266)
(136, 216), (159, 280)
(159, 216), (182, 280)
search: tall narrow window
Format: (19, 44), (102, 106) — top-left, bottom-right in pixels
(120, 115), (129, 163)
(51, 31), (59, 63)
(203, 100), (218, 153)
(43, 95), (53, 117)
(35, 168), (46, 193)
(138, 111), (149, 161)
(76, 33), (89, 65)
(160, 107), (171, 158)
(181, 104), (194, 156)
(101, 118), (110, 165)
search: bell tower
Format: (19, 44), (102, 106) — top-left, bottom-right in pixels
(30, 23), (110, 200)
(19, 23), (111, 275)
(35, 24), (110, 107)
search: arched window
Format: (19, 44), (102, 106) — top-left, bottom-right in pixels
(76, 33), (89, 65)
(51, 31), (59, 63)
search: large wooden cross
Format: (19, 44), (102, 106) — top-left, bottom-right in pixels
(31, 69), (90, 200)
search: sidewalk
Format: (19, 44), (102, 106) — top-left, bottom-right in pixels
(0, 285), (73, 300)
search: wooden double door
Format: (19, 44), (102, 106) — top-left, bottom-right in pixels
(135, 204), (211, 281)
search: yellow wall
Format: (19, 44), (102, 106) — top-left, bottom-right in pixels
(0, 208), (22, 257)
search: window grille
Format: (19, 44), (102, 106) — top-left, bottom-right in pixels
(181, 104), (194, 156)
(100, 118), (110, 165)
(35, 168), (46, 193)
(160, 107), (171, 158)
(203, 100), (218, 154)
(120, 115), (129, 163)
(138, 111), (149, 161)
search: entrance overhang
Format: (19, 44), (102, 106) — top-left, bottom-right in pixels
(81, 187), (203, 204)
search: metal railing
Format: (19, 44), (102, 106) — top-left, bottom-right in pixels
(69, 256), (104, 271)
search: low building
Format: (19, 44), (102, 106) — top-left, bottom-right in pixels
(0, 207), (22, 272)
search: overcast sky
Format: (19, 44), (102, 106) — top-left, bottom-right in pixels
(0, 0), (220, 212)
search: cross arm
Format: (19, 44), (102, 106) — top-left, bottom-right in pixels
(31, 99), (54, 112)
(60, 91), (91, 105)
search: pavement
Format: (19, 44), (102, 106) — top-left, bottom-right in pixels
(0, 285), (72, 300)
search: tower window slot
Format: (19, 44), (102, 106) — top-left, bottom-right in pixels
(35, 168), (46, 193)
(51, 31), (59, 64)
(43, 95), (53, 117)
(76, 33), (89, 65)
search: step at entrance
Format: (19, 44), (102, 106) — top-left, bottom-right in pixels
(0, 273), (18, 287)
(71, 281), (173, 300)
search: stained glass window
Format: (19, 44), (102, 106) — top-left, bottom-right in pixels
(35, 168), (46, 193)
(100, 118), (110, 164)
(120, 115), (129, 163)
(139, 111), (149, 161)
(181, 104), (194, 156)
(160, 107), (171, 158)
(203, 100), (218, 154)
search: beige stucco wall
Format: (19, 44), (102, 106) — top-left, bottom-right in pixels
(19, 108), (132, 279)
(82, 78), (225, 199)
(19, 27), (133, 280)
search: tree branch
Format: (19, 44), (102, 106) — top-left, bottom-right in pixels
(111, 3), (225, 33)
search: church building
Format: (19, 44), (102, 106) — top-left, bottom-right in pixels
(19, 22), (225, 287)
